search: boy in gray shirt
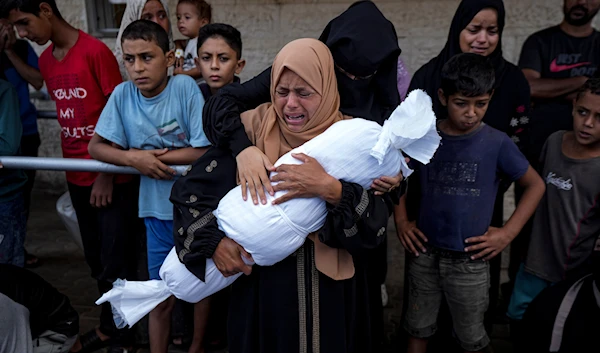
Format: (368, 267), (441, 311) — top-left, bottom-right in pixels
(508, 77), (600, 325)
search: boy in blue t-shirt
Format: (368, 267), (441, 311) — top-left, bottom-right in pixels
(395, 53), (545, 353)
(88, 20), (210, 353)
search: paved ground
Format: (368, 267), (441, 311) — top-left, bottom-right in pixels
(25, 188), (515, 353)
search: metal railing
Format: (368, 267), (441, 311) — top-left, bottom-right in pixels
(0, 156), (190, 175)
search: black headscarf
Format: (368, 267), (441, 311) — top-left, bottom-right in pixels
(319, 1), (401, 124)
(410, 0), (507, 115)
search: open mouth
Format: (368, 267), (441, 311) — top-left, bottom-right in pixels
(285, 114), (306, 126)
(578, 130), (592, 139)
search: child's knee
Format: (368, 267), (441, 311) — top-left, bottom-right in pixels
(153, 296), (175, 315)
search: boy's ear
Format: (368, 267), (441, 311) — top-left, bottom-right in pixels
(39, 2), (54, 19)
(165, 49), (176, 68)
(235, 59), (246, 75)
(200, 18), (210, 27)
(489, 89), (495, 99)
(437, 88), (448, 107)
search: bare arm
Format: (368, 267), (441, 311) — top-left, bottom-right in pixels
(465, 166), (545, 260)
(523, 68), (587, 100)
(1, 26), (43, 90)
(501, 166), (545, 238)
(156, 146), (208, 165)
(394, 193), (428, 256)
(88, 133), (176, 180)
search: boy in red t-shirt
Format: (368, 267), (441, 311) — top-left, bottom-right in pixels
(2, 1), (143, 352)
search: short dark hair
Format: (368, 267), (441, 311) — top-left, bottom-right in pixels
(121, 20), (170, 53)
(576, 77), (600, 100)
(178, 0), (212, 23)
(440, 53), (495, 98)
(197, 23), (242, 59)
(0, 0), (62, 19)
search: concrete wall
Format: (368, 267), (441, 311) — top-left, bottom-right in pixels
(31, 0), (600, 192)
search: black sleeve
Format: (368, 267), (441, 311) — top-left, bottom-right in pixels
(318, 180), (396, 256)
(518, 34), (543, 73)
(511, 69), (532, 155)
(0, 264), (79, 338)
(170, 147), (238, 281)
(202, 67), (272, 156)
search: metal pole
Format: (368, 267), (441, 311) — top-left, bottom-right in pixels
(0, 156), (190, 176)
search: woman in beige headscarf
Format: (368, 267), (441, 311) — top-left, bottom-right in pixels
(114, 0), (175, 80)
(218, 38), (394, 353)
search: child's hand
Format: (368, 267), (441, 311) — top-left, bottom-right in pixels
(372, 157), (409, 195)
(175, 57), (184, 70)
(127, 148), (176, 180)
(213, 237), (253, 277)
(173, 65), (184, 75)
(464, 226), (512, 261)
(90, 173), (113, 208)
(396, 219), (428, 256)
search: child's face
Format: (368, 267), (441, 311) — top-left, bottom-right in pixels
(6, 8), (52, 45)
(122, 38), (175, 98)
(572, 91), (600, 148)
(438, 90), (491, 134)
(176, 3), (208, 38)
(141, 0), (170, 35)
(197, 36), (245, 93)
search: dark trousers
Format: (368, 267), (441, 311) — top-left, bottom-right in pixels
(19, 133), (40, 220)
(68, 179), (144, 345)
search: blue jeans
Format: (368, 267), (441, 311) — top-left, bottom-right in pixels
(0, 193), (26, 267)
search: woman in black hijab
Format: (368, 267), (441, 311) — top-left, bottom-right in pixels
(404, 0), (531, 349)
(409, 0), (530, 146)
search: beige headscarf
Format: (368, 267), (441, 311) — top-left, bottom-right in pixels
(114, 0), (175, 80)
(241, 38), (355, 280)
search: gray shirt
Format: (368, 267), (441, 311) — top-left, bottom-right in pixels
(525, 131), (600, 283)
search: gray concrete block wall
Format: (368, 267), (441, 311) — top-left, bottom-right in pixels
(29, 0), (600, 191)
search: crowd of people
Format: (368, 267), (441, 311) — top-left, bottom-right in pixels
(0, 0), (599, 353)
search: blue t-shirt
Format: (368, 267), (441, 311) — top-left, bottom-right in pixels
(416, 123), (529, 251)
(2, 42), (39, 136)
(95, 75), (210, 220)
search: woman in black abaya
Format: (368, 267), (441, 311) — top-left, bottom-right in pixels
(193, 2), (403, 352)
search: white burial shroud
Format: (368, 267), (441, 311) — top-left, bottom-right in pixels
(96, 89), (441, 328)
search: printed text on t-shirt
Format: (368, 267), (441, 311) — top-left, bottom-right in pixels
(546, 171), (573, 191)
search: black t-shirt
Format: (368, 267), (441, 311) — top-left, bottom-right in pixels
(0, 265), (79, 337)
(519, 26), (600, 161)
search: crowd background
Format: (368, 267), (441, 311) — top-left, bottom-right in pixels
(28, 0), (600, 194)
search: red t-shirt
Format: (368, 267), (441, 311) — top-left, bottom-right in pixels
(39, 30), (130, 186)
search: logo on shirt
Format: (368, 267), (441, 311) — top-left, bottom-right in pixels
(550, 59), (591, 72)
(546, 172), (573, 191)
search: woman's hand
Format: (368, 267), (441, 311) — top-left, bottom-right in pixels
(270, 153), (341, 205)
(236, 146), (275, 205)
